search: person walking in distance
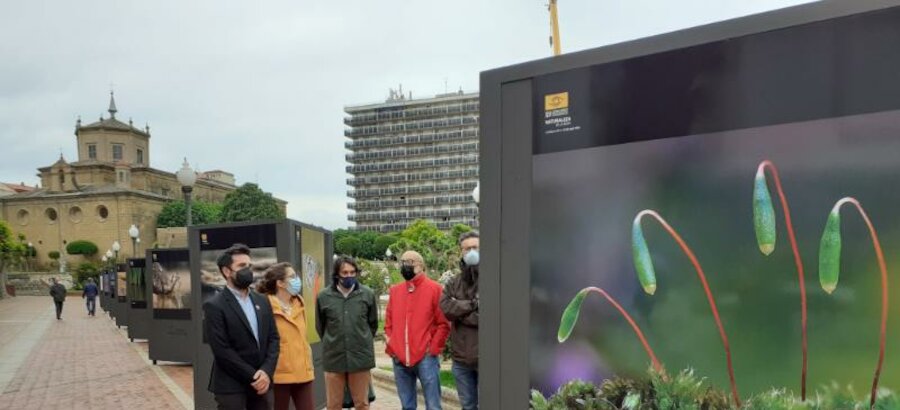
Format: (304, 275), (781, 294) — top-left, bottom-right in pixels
(82, 277), (99, 317)
(49, 278), (66, 320)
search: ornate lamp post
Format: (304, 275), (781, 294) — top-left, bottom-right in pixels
(112, 241), (121, 263)
(128, 224), (140, 258)
(176, 158), (198, 226)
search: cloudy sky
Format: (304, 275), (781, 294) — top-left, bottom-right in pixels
(0, 0), (814, 230)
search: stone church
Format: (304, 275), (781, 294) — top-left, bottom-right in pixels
(0, 93), (243, 267)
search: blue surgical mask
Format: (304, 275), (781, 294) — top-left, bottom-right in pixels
(340, 276), (357, 290)
(463, 249), (480, 266)
(287, 277), (302, 296)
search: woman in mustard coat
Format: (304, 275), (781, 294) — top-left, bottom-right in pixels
(257, 262), (315, 410)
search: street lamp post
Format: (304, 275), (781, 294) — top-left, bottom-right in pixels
(105, 249), (113, 268)
(112, 241), (121, 263)
(26, 242), (33, 271)
(176, 158), (198, 226)
(128, 224), (140, 258)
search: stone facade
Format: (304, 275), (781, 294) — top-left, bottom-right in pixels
(0, 93), (245, 268)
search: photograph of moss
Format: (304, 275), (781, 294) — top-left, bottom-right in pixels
(530, 110), (900, 408)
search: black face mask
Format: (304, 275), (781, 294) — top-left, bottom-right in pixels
(400, 265), (416, 281)
(233, 267), (254, 290)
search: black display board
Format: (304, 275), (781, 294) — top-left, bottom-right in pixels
(190, 220), (331, 410)
(106, 268), (119, 320)
(126, 258), (150, 342)
(148, 248), (194, 364)
(480, 1), (900, 408)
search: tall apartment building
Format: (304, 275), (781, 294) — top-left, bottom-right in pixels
(344, 89), (479, 232)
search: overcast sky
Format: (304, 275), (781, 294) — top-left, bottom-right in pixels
(0, 0), (815, 230)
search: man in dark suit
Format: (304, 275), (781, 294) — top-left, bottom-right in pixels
(204, 243), (280, 410)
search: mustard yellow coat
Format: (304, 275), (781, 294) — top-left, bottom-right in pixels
(268, 294), (315, 384)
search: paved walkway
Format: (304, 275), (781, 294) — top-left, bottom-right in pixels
(0, 296), (457, 409)
(0, 296), (185, 409)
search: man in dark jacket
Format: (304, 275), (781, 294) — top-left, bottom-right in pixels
(203, 243), (280, 410)
(316, 255), (378, 410)
(49, 278), (66, 320)
(440, 231), (480, 410)
(82, 277), (99, 316)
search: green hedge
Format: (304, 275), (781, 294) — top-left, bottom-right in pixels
(66, 240), (98, 256)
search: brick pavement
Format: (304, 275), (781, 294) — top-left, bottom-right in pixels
(0, 296), (456, 410)
(0, 296), (185, 409)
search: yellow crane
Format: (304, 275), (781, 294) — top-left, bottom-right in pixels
(549, 0), (562, 56)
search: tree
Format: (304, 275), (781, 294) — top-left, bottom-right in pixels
(66, 240), (99, 257)
(74, 262), (101, 290)
(373, 234), (399, 260)
(386, 220), (470, 278)
(335, 236), (362, 257)
(0, 220), (27, 298)
(156, 200), (223, 228)
(220, 183), (284, 223)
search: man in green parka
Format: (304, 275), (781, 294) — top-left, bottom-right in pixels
(316, 255), (378, 410)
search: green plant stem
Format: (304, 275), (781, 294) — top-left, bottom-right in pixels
(634, 210), (741, 407)
(830, 197), (888, 410)
(584, 286), (664, 374)
(757, 160), (809, 401)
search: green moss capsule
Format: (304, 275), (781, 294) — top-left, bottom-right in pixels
(753, 168), (777, 255)
(558, 288), (588, 342)
(818, 209), (842, 294)
(632, 218), (657, 295)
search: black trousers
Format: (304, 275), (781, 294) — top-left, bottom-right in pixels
(214, 392), (270, 410)
(54, 301), (63, 319)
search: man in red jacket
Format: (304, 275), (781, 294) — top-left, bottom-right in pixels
(385, 250), (450, 410)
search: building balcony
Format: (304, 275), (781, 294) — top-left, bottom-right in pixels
(344, 115), (478, 138)
(347, 168), (478, 186)
(347, 194), (475, 210)
(345, 129), (479, 150)
(346, 155), (478, 173)
(346, 143), (478, 163)
(348, 181), (478, 199)
(349, 207), (478, 222)
(343, 102), (479, 126)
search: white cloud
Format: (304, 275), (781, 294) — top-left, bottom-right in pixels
(0, 0), (815, 228)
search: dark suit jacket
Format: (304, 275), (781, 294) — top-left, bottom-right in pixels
(203, 288), (280, 394)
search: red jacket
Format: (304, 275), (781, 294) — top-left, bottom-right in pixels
(385, 273), (451, 367)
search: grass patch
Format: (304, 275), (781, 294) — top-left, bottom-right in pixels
(439, 369), (456, 389)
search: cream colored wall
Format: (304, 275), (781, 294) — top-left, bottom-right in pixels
(0, 194), (165, 267)
(76, 128), (150, 166)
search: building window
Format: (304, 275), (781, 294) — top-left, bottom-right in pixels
(69, 206), (83, 223)
(137, 149), (144, 164)
(112, 144), (123, 161)
(97, 205), (109, 221)
(16, 209), (29, 226)
(88, 144), (97, 159)
(45, 208), (58, 223)
(118, 171), (124, 182)
(59, 171), (65, 185)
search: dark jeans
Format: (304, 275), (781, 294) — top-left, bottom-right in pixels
(85, 297), (96, 315)
(273, 382), (314, 410)
(393, 354), (442, 410)
(214, 392), (270, 410)
(452, 361), (478, 410)
(54, 301), (63, 319)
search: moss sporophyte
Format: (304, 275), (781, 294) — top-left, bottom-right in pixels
(818, 197), (889, 410)
(557, 286), (664, 374)
(752, 160), (810, 400)
(632, 210), (741, 407)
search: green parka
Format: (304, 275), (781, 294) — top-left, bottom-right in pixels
(315, 284), (378, 373)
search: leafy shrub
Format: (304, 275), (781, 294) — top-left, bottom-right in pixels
(66, 240), (98, 256)
(74, 262), (100, 287)
(48, 251), (60, 260)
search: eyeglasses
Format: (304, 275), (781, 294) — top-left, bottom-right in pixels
(400, 259), (418, 266)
